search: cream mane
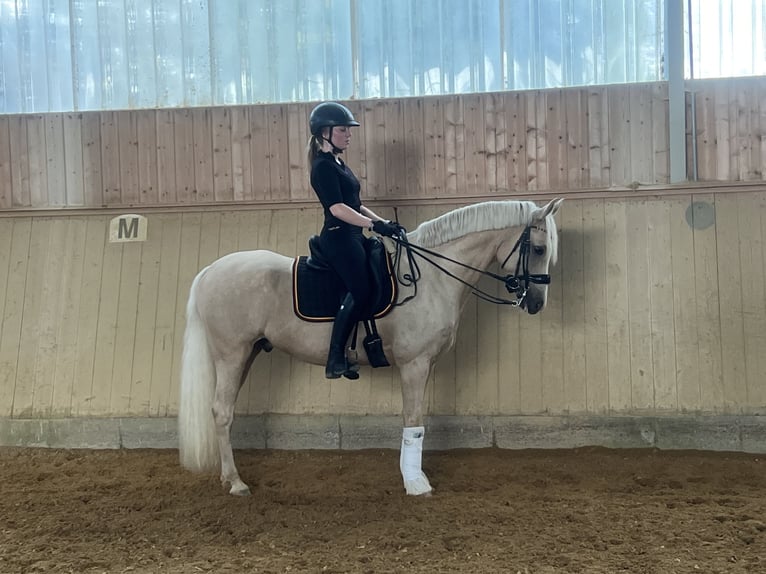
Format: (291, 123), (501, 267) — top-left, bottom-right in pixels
(407, 200), (559, 263)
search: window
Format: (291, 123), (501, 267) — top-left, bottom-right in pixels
(0, 0), (762, 113)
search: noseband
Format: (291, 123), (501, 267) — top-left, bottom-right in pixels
(389, 224), (551, 308)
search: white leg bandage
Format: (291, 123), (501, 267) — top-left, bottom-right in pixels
(400, 426), (433, 495)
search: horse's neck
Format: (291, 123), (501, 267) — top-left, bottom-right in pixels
(426, 228), (509, 294)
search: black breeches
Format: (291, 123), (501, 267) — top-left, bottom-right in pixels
(319, 228), (372, 316)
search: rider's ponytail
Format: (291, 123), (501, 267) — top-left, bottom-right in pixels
(306, 135), (323, 168)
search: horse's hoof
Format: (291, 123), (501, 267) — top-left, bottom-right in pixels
(230, 485), (251, 496)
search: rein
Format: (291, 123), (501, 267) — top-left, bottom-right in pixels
(389, 225), (551, 308)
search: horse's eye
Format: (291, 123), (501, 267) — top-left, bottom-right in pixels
(533, 246), (546, 256)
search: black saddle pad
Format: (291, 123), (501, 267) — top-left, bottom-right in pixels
(292, 238), (397, 322)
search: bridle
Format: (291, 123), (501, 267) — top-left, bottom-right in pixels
(388, 223), (552, 308)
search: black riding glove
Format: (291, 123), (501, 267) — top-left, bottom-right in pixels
(372, 219), (403, 238)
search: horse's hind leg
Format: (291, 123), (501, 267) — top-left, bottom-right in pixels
(212, 341), (266, 496)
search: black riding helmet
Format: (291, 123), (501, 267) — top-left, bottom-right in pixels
(309, 102), (360, 136)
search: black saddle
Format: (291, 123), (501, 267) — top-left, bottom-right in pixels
(292, 235), (397, 322)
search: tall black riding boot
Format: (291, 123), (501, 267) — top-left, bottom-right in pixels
(325, 293), (358, 379)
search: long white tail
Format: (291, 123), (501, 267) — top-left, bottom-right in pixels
(178, 270), (219, 472)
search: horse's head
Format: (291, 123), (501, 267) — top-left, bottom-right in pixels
(497, 198), (563, 314)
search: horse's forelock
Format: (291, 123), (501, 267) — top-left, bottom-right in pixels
(409, 201), (540, 248)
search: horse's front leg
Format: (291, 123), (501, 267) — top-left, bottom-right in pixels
(398, 356), (434, 496)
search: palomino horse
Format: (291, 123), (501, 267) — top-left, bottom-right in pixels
(179, 198), (563, 496)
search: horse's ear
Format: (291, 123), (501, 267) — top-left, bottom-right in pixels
(535, 197), (564, 220)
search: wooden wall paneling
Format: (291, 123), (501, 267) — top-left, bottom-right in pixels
(463, 94), (487, 196)
(402, 98), (426, 198)
(89, 236), (124, 416)
(443, 94), (464, 195)
(267, 105), (289, 201)
(647, 199), (677, 410)
(691, 193), (724, 409)
(249, 106), (272, 202)
(540, 223), (565, 413)
(167, 212), (203, 415)
(127, 218), (162, 415)
(148, 215), (182, 416)
(517, 314), (543, 412)
(100, 112), (122, 205)
(173, 109), (194, 203)
(476, 275), (500, 414)
(71, 218), (107, 416)
(361, 100), (387, 198)
(487, 92), (507, 194)
(560, 201), (587, 413)
(544, 89), (565, 190)
(217, 211), (239, 258)
(31, 219), (69, 415)
(581, 199), (609, 412)
(108, 241), (143, 415)
(63, 114), (84, 206)
(118, 112), (140, 205)
(608, 86), (630, 186)
(748, 80), (764, 180)
(45, 115), (67, 206)
(192, 108), (214, 203)
(629, 85), (653, 184)
(505, 92), (528, 193)
(230, 107), (253, 202)
(565, 89), (587, 189)
(27, 116), (47, 207)
(587, 88), (609, 188)
(715, 194), (747, 413)
(212, 107), (234, 202)
(760, 83), (766, 180)
(12, 218), (52, 416)
(156, 110), (177, 203)
(137, 110), (159, 204)
(651, 84), (669, 183)
(604, 200), (631, 411)
(0, 117), (10, 208)
(384, 98), (405, 198)
(669, 197), (702, 410)
(423, 97), (445, 197)
(0, 219), (30, 416)
(625, 201), (653, 410)
(525, 91), (543, 191)
(244, 210), (275, 414)
(9, 117), (30, 207)
(714, 82), (732, 181)
(738, 83), (756, 180)
(715, 194), (747, 411)
(737, 193), (766, 410)
(694, 88), (716, 181)
(198, 211), (222, 268)
(286, 103), (309, 201)
(81, 113), (104, 207)
(730, 81), (745, 181)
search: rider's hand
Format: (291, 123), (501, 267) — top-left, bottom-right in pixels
(372, 219), (403, 238)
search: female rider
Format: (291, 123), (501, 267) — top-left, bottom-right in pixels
(306, 101), (401, 379)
